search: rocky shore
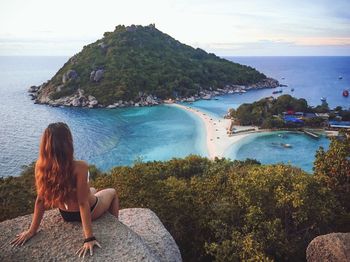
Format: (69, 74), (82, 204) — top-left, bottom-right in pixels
(29, 77), (281, 109)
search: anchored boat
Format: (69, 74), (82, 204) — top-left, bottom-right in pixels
(272, 89), (283, 94)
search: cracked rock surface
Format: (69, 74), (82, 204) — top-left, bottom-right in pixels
(0, 208), (182, 262)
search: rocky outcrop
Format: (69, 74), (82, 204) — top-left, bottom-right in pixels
(28, 85), (40, 93)
(30, 78), (282, 108)
(90, 69), (104, 82)
(306, 233), (350, 262)
(33, 86), (100, 108)
(119, 208), (181, 262)
(247, 77), (280, 89)
(62, 69), (78, 84)
(0, 208), (182, 262)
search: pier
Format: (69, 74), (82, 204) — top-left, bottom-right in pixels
(302, 129), (320, 139)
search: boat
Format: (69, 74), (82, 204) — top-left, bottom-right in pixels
(281, 143), (292, 148)
(272, 89), (283, 94)
(339, 76), (343, 80)
(291, 88), (294, 92)
(321, 97), (327, 102)
(343, 90), (349, 97)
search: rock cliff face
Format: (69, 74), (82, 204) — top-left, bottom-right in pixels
(0, 208), (182, 262)
(306, 233), (350, 262)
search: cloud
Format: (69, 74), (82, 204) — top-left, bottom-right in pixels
(0, 36), (96, 44)
(0, 0), (349, 55)
(294, 37), (350, 46)
(195, 40), (350, 56)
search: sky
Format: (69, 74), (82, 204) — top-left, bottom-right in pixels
(0, 0), (349, 56)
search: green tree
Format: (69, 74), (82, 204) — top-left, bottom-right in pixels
(314, 130), (350, 230)
(1, 155), (343, 261)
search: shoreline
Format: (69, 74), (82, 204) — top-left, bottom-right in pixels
(169, 103), (337, 160)
(29, 78), (281, 108)
(169, 103), (254, 159)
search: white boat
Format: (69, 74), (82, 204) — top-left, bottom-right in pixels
(281, 143), (292, 148)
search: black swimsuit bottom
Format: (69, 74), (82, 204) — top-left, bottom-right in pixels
(59, 196), (98, 222)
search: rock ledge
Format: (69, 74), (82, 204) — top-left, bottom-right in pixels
(0, 208), (182, 262)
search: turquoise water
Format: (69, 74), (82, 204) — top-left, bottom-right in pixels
(186, 57), (350, 172)
(0, 57), (206, 177)
(1, 56), (347, 176)
(225, 131), (330, 173)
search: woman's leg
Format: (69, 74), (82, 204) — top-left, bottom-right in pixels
(91, 188), (119, 220)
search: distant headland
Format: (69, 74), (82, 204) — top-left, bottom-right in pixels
(28, 24), (281, 108)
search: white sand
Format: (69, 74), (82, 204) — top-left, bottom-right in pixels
(170, 103), (255, 159)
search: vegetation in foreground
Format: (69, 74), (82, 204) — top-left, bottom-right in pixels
(1, 131), (349, 261)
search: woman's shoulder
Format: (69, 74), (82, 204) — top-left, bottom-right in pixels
(73, 160), (89, 168)
(73, 160), (89, 177)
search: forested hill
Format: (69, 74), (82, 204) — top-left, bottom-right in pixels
(33, 24), (267, 106)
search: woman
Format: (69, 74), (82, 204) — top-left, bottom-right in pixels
(10, 122), (119, 258)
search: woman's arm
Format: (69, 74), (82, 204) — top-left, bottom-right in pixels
(10, 195), (45, 246)
(75, 162), (101, 257)
(28, 195), (45, 233)
(76, 164), (93, 239)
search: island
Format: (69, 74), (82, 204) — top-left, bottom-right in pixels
(28, 24), (281, 108)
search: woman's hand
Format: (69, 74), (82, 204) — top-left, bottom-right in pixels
(76, 240), (101, 258)
(10, 230), (35, 247)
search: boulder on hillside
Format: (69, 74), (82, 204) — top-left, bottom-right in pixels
(306, 233), (350, 262)
(94, 69), (104, 82)
(62, 70), (78, 83)
(90, 69), (104, 82)
(0, 208), (182, 262)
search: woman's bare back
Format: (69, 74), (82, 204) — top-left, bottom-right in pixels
(57, 160), (97, 211)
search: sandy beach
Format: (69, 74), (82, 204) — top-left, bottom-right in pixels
(170, 103), (256, 159)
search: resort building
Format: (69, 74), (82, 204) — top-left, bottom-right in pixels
(328, 121), (350, 129)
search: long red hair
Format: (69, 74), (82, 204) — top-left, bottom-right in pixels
(35, 122), (75, 208)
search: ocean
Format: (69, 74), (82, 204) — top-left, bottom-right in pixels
(190, 56), (350, 118)
(0, 56), (349, 176)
